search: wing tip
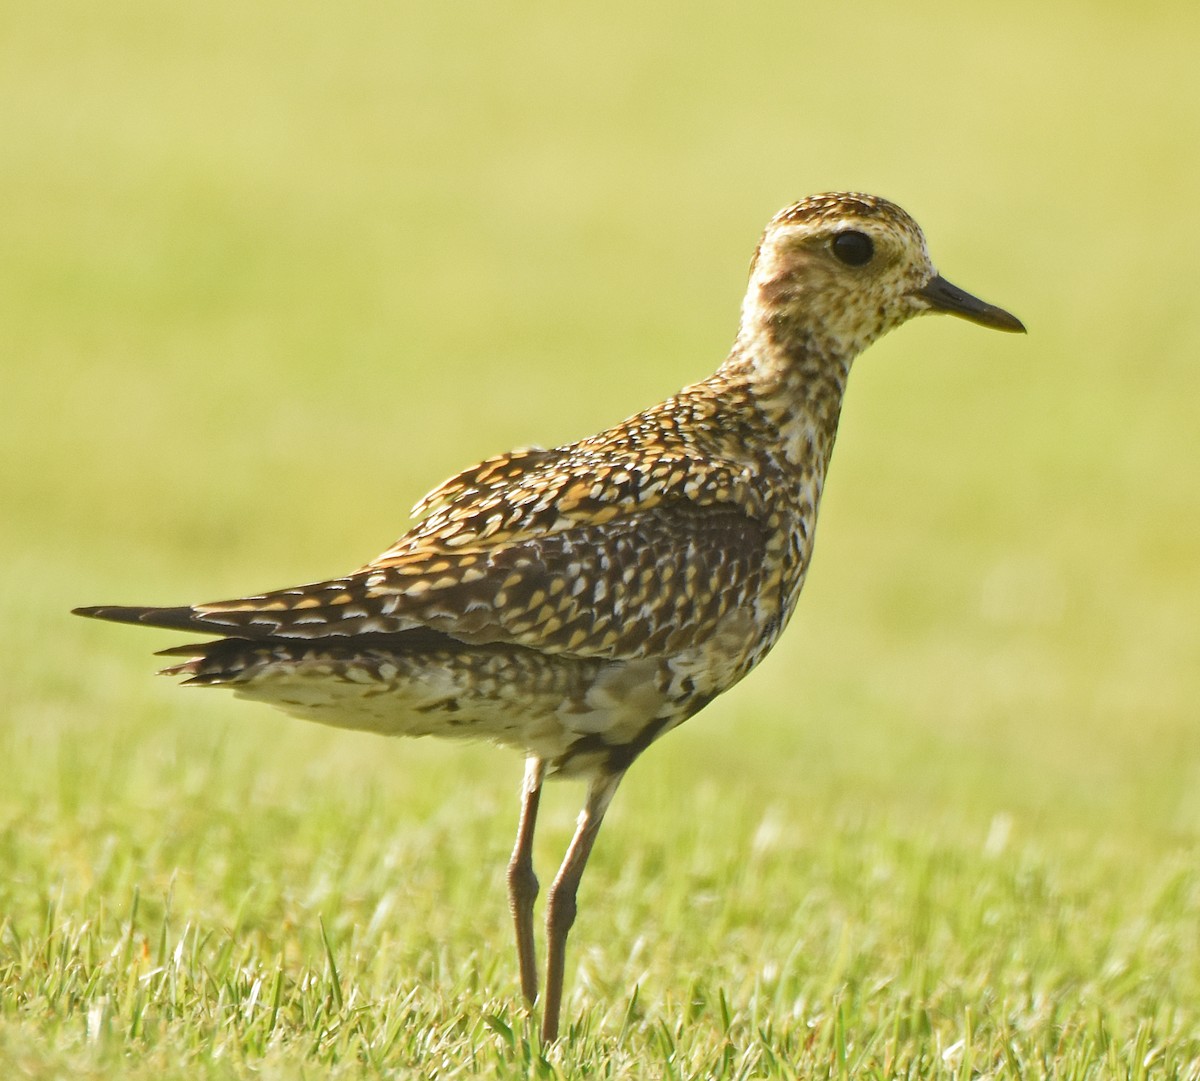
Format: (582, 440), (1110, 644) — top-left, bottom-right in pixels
(72, 604), (200, 631)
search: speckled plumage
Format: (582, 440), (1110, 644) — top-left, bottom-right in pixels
(75, 192), (1024, 1040)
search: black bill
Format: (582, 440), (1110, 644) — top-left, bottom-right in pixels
(917, 274), (1026, 333)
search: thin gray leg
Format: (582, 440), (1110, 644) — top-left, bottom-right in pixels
(507, 756), (545, 1006)
(540, 769), (625, 1042)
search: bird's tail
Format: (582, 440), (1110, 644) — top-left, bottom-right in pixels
(73, 602), (469, 686)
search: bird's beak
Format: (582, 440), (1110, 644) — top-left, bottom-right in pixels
(916, 274), (1026, 333)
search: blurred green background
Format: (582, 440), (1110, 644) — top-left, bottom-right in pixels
(2, 0), (1199, 1066)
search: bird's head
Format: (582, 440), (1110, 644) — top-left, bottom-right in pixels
(742, 192), (1024, 361)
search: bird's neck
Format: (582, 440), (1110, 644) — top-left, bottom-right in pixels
(719, 316), (856, 473)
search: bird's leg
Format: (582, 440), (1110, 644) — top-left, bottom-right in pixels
(507, 756), (545, 1007)
(541, 769), (625, 1043)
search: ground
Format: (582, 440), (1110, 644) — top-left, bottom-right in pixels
(2, 0), (1199, 1076)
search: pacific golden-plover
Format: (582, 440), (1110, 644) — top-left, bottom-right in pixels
(75, 192), (1024, 1041)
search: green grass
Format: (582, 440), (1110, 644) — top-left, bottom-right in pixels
(3, 0), (1200, 1076)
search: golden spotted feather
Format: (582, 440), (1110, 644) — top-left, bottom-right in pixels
(157, 385), (777, 664)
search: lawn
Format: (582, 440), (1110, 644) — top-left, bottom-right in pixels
(3, 0), (1199, 1076)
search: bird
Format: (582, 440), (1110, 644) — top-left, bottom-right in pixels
(74, 191), (1024, 1041)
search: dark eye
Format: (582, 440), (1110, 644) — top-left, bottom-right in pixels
(831, 230), (874, 267)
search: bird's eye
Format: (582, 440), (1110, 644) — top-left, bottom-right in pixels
(831, 230), (874, 267)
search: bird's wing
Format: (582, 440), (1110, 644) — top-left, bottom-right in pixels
(365, 495), (768, 659)
(105, 446), (772, 662)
